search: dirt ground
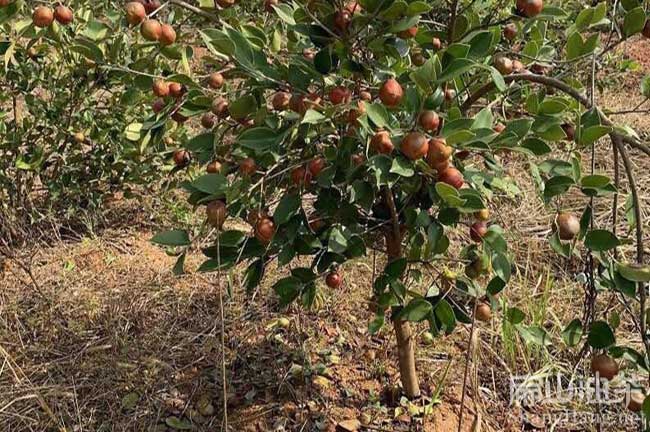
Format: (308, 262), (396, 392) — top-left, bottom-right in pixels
(3, 37), (650, 432)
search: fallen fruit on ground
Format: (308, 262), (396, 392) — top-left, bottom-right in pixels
(590, 354), (619, 381)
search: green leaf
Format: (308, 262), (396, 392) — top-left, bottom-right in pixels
(244, 259), (265, 292)
(562, 319), (583, 347)
(517, 325), (552, 346)
(587, 320), (615, 349)
(364, 103), (392, 128)
(579, 125), (611, 146)
(272, 4), (296, 25)
(623, 6), (646, 37)
(434, 299), (456, 334)
(192, 174), (228, 195)
(302, 109), (326, 124)
(436, 58), (475, 83)
(165, 416), (193, 430)
(398, 298), (433, 322)
(617, 263), (650, 282)
(238, 127), (279, 152)
(435, 182), (466, 207)
(273, 276), (301, 306)
(385, 258), (407, 279)
(173, 253), (186, 275)
(274, 193), (301, 225)
(390, 157), (415, 177)
(151, 230), (191, 247)
(585, 230), (619, 251)
(229, 94), (257, 120)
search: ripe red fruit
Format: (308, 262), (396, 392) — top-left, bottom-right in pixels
(33, 6), (54, 27)
(432, 37), (442, 50)
(54, 5), (73, 25)
(476, 303), (492, 321)
(438, 167), (463, 189)
(329, 86), (351, 105)
(347, 101), (365, 125)
(494, 123), (506, 133)
(291, 166), (312, 186)
(495, 56), (514, 75)
(125, 2), (146, 25)
(255, 217), (276, 244)
(240, 158), (257, 176)
(351, 153), (365, 166)
(206, 200), (227, 229)
(371, 130), (394, 154)
(168, 82), (185, 99)
(152, 80), (169, 97)
(430, 158), (449, 173)
(141, 19), (162, 41)
(470, 221), (488, 242)
(379, 78), (403, 107)
(591, 354), (619, 381)
(503, 23), (517, 40)
(152, 98), (166, 113)
(201, 113), (215, 129)
(289, 94), (307, 114)
(208, 72), (224, 89)
(308, 157), (326, 176)
(159, 24), (176, 46)
(303, 49), (315, 61)
(211, 98), (229, 117)
(516, 0), (543, 18)
(555, 213), (580, 241)
(334, 10), (351, 32)
(444, 88), (456, 102)
(206, 160), (222, 174)
(401, 132), (429, 161)
(397, 26), (418, 39)
(264, 0), (278, 12)
(325, 271), (343, 288)
(427, 137), (452, 166)
(173, 149), (191, 167)
(271, 91), (291, 111)
(418, 111), (440, 132)
(0, 0), (12, 7)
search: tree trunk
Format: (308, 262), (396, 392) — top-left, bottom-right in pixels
(386, 229), (421, 399)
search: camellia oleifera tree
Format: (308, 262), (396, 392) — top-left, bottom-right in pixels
(6, 0), (650, 416)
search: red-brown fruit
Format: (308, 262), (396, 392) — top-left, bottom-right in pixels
(379, 78), (403, 107)
(255, 217), (276, 244)
(401, 132), (429, 161)
(456, 149), (470, 160)
(334, 10), (351, 32)
(494, 123), (506, 133)
(168, 82), (185, 99)
(438, 167), (464, 189)
(152, 98), (165, 113)
(345, 0), (361, 14)
(143, 0), (161, 14)
(171, 111), (187, 123)
(562, 123), (575, 141)
(470, 221), (488, 242)
(555, 213), (580, 241)
(628, 391), (645, 412)
(430, 158), (450, 173)
(240, 157), (257, 176)
(512, 59), (525, 72)
(494, 56), (514, 75)
(159, 24), (176, 46)
(427, 137), (452, 166)
(308, 157), (326, 176)
(419, 110), (440, 132)
(397, 26), (418, 39)
(141, 19), (162, 41)
(476, 303), (492, 321)
(432, 37), (442, 50)
(347, 101), (365, 124)
(33, 6), (54, 27)
(0, 0), (12, 7)
(411, 53), (426, 66)
(54, 5), (73, 25)
(173, 149), (191, 167)
(206, 200), (227, 229)
(303, 48), (315, 60)
(201, 113), (215, 129)
(271, 91), (291, 111)
(351, 153), (365, 166)
(359, 90), (372, 101)
(444, 88), (456, 102)
(206, 160), (222, 174)
(291, 166), (312, 186)
(590, 354), (619, 381)
(503, 23), (517, 41)
(208, 72), (224, 89)
(125, 2), (146, 25)
(211, 98), (229, 117)
(371, 130), (394, 154)
(152, 80), (169, 97)
(329, 86), (351, 105)
(516, 0), (543, 18)
(289, 94), (307, 114)
(325, 271), (343, 289)
(216, 0), (235, 7)
(264, 0), (278, 12)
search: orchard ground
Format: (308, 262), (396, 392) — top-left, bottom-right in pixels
(3, 38), (650, 432)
